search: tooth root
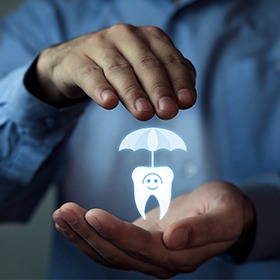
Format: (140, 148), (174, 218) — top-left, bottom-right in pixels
(134, 190), (150, 220)
(155, 188), (172, 220)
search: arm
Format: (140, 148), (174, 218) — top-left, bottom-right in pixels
(0, 63), (86, 221)
(0, 0), (86, 221)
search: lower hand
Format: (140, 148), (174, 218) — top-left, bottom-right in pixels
(53, 181), (255, 278)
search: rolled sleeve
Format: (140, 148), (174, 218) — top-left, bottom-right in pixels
(0, 63), (87, 186)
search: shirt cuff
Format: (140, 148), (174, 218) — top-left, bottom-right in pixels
(6, 64), (87, 132)
(242, 172), (280, 261)
(223, 172), (280, 262)
(1, 63), (88, 185)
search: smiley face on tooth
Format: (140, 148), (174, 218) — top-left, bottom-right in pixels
(143, 173), (162, 190)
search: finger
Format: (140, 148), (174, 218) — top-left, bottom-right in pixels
(163, 208), (243, 250)
(89, 41), (158, 121)
(144, 26), (197, 109)
(109, 25), (179, 120)
(85, 209), (175, 278)
(53, 204), (107, 266)
(93, 48), (155, 120)
(86, 209), (163, 261)
(67, 56), (119, 109)
(53, 208), (69, 231)
(59, 204), (171, 277)
(85, 209), (234, 274)
(161, 56), (196, 110)
(90, 24), (178, 120)
(56, 206), (233, 275)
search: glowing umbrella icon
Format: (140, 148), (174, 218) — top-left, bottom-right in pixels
(119, 127), (187, 167)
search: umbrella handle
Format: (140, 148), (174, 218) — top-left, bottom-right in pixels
(151, 150), (154, 168)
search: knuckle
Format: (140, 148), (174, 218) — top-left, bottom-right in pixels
(81, 33), (96, 46)
(185, 58), (197, 78)
(164, 53), (186, 66)
(136, 54), (159, 69)
(164, 54), (196, 80)
(76, 227), (92, 241)
(128, 246), (151, 261)
(78, 65), (101, 79)
(123, 84), (141, 97)
(63, 229), (78, 241)
(145, 25), (165, 37)
(109, 23), (136, 36)
(145, 26), (171, 44)
(105, 59), (132, 75)
(150, 83), (169, 94)
(101, 224), (118, 240)
(87, 31), (106, 45)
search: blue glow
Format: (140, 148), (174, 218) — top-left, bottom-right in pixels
(119, 127), (187, 220)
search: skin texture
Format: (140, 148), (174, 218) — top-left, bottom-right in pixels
(53, 181), (255, 278)
(33, 24), (196, 121)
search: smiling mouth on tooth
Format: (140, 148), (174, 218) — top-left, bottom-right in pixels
(147, 186), (158, 190)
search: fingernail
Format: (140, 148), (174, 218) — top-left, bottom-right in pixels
(101, 89), (115, 101)
(177, 89), (196, 105)
(60, 210), (77, 225)
(158, 96), (178, 112)
(55, 223), (67, 232)
(86, 215), (103, 232)
(135, 97), (153, 111)
(170, 228), (189, 249)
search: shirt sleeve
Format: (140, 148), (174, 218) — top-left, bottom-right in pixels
(223, 172), (280, 262)
(242, 172), (280, 261)
(0, 61), (87, 221)
(0, 0), (87, 221)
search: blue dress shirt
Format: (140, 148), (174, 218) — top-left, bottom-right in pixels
(1, 0), (280, 278)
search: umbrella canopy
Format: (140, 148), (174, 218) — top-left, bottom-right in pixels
(119, 127), (187, 167)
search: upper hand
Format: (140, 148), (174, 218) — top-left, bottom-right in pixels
(53, 181), (255, 278)
(35, 24), (196, 120)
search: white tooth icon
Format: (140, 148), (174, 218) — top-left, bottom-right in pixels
(132, 166), (174, 220)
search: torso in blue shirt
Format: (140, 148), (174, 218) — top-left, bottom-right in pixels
(2, 0), (280, 278)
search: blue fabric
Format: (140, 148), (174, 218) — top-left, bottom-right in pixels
(0, 0), (280, 278)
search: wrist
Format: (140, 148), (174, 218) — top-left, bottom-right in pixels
(238, 194), (256, 243)
(24, 53), (85, 108)
(223, 195), (256, 263)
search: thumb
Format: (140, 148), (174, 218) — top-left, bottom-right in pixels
(163, 210), (242, 250)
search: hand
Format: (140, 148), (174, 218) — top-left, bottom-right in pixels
(53, 181), (255, 278)
(33, 24), (196, 120)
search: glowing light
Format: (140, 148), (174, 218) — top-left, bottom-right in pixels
(132, 166), (173, 220)
(119, 127), (187, 220)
